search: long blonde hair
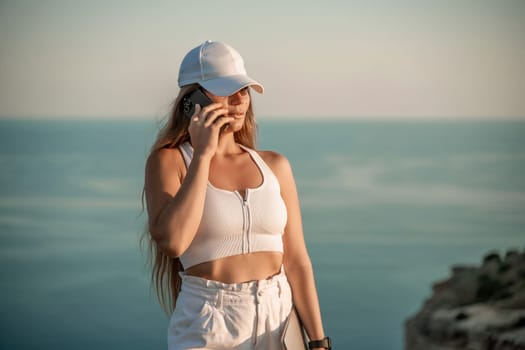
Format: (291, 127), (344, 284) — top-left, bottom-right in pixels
(139, 84), (258, 315)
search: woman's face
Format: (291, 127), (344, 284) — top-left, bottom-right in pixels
(204, 87), (251, 132)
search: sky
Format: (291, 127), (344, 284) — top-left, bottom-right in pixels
(1, 0), (524, 120)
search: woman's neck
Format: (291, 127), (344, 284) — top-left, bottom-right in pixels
(215, 133), (240, 155)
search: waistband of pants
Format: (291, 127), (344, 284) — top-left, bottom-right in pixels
(178, 265), (288, 305)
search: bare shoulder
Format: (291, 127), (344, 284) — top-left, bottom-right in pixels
(257, 150), (293, 180)
(147, 146), (184, 169)
(145, 146), (186, 191)
(144, 146), (187, 230)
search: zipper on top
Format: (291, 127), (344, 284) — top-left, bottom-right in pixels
(237, 190), (251, 254)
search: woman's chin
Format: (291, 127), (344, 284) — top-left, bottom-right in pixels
(220, 124), (239, 135)
(227, 120), (244, 133)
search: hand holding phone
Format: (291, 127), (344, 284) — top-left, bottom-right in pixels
(185, 89), (233, 158)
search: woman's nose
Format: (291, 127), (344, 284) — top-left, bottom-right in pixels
(228, 91), (243, 104)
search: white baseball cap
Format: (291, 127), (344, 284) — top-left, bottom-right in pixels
(178, 40), (264, 97)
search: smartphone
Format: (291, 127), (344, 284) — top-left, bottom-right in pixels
(182, 89), (213, 118)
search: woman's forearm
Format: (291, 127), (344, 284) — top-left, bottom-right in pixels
(285, 259), (326, 341)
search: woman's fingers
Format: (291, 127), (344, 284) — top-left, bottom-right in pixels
(202, 105), (229, 127)
(189, 102), (232, 134)
(187, 102), (234, 158)
(212, 115), (235, 130)
(191, 104), (202, 123)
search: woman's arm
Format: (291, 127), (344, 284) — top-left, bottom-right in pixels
(144, 147), (211, 257)
(261, 151), (326, 342)
(144, 103), (233, 257)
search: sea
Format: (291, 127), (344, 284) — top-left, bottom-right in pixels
(0, 118), (524, 350)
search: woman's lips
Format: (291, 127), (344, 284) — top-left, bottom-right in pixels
(226, 112), (244, 118)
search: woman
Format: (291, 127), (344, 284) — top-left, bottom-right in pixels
(141, 40), (330, 350)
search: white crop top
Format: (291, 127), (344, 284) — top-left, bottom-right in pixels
(178, 142), (288, 269)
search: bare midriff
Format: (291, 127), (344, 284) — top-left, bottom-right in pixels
(184, 251), (283, 284)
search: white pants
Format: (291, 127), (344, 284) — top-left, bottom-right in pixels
(167, 266), (293, 350)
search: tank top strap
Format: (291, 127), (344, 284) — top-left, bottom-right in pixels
(179, 141), (193, 169)
(238, 144), (273, 176)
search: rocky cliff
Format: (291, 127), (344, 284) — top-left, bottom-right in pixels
(405, 248), (525, 350)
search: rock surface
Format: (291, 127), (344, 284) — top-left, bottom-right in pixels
(405, 248), (525, 350)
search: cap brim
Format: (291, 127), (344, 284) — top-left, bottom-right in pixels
(199, 74), (264, 97)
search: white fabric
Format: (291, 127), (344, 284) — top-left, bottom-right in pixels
(178, 142), (287, 270)
(167, 267), (293, 350)
(178, 40), (264, 96)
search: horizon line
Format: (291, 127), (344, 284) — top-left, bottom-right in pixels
(1, 115), (525, 122)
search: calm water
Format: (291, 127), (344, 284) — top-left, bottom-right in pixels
(0, 118), (524, 349)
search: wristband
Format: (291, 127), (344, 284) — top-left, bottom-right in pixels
(308, 336), (331, 349)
